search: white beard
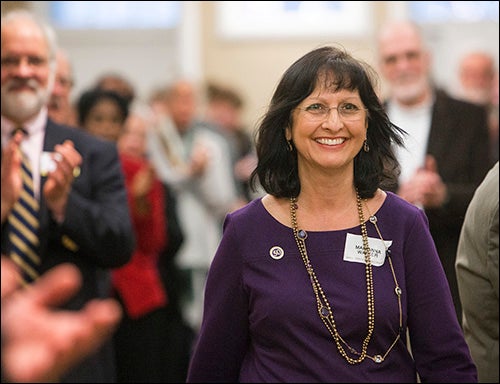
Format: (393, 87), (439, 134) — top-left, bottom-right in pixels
(390, 76), (429, 106)
(459, 87), (491, 105)
(1, 86), (49, 122)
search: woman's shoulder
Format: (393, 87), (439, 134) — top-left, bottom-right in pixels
(383, 191), (424, 213)
(227, 197), (266, 222)
(379, 191), (429, 229)
(221, 196), (293, 259)
(225, 195), (290, 230)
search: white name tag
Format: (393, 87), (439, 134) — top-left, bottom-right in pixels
(343, 233), (392, 267)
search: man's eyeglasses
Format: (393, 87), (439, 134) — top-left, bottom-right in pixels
(296, 102), (367, 122)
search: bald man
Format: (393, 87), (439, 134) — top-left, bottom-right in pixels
(457, 51), (499, 161)
(458, 51), (496, 105)
(48, 48), (77, 126)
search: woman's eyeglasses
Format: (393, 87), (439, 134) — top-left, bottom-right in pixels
(296, 102), (367, 122)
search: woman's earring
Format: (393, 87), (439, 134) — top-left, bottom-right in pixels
(287, 140), (293, 152)
(363, 139), (370, 152)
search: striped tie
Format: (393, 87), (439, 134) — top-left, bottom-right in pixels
(8, 147), (41, 284)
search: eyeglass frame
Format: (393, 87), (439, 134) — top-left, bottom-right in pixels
(295, 102), (368, 122)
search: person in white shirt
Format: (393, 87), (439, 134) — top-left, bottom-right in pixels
(147, 79), (239, 332)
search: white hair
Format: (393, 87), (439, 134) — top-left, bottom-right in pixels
(1, 9), (58, 90)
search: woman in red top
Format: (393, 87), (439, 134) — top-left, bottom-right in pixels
(77, 88), (174, 381)
(114, 112), (173, 382)
(114, 113), (168, 319)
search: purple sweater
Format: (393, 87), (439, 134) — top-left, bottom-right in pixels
(187, 192), (477, 382)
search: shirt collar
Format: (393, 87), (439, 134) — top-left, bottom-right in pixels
(1, 107), (47, 138)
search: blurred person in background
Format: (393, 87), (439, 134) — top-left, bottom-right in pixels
(1, 256), (122, 383)
(113, 110), (169, 383)
(455, 51), (498, 162)
(94, 71), (136, 109)
(76, 87), (129, 142)
(116, 111), (192, 382)
(147, 85), (197, 380)
(48, 48), (77, 127)
(1, 10), (134, 383)
(457, 51), (496, 105)
(455, 161), (499, 383)
(376, 20), (494, 322)
(77, 88), (191, 382)
(204, 81), (261, 204)
(148, 85), (170, 123)
(146, 78), (239, 333)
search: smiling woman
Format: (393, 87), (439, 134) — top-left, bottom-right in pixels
(185, 45), (478, 383)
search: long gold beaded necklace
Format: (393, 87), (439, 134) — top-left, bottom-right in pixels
(290, 190), (403, 364)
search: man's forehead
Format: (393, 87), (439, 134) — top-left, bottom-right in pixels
(2, 19), (48, 52)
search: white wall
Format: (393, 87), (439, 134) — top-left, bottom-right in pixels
(29, 1), (201, 106)
(57, 29), (179, 105)
(20, 1), (500, 124)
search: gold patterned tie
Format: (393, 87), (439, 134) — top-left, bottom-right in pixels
(8, 131), (40, 284)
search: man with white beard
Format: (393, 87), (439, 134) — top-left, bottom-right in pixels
(1, 9), (134, 383)
(376, 20), (494, 323)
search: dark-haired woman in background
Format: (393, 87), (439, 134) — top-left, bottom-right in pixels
(77, 89), (176, 382)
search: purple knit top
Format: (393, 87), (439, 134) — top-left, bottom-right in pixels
(187, 192), (477, 383)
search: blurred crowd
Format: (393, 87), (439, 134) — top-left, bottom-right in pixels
(1, 8), (497, 384)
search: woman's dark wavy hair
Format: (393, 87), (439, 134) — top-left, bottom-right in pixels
(250, 45), (406, 199)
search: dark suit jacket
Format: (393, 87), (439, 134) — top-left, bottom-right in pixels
(1, 119), (135, 382)
(386, 89), (495, 321)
